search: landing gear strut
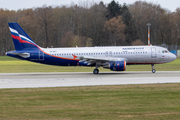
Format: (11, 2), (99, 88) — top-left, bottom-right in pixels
(151, 64), (156, 73)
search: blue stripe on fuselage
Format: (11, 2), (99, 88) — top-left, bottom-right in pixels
(6, 49), (89, 66)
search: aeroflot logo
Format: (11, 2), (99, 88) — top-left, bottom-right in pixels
(122, 47), (144, 50)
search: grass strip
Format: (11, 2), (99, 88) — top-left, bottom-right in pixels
(1, 84), (180, 120)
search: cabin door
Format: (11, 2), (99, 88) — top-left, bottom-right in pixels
(151, 47), (157, 58)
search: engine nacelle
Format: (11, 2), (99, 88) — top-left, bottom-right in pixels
(103, 61), (126, 71)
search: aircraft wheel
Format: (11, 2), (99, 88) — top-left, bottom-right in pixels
(152, 69), (156, 73)
(93, 69), (99, 74)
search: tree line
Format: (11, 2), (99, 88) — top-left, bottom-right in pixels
(0, 0), (180, 55)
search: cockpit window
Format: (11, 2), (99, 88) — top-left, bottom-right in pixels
(162, 50), (168, 53)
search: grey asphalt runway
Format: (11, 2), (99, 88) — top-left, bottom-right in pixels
(0, 71), (180, 88)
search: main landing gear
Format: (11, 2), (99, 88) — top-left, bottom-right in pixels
(151, 64), (156, 73)
(93, 65), (100, 74)
(93, 69), (99, 74)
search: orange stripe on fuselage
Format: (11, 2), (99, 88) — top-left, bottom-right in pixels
(40, 48), (79, 61)
(50, 54), (79, 61)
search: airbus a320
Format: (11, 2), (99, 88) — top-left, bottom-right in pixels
(6, 23), (176, 74)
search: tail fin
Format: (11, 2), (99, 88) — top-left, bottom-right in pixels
(8, 22), (39, 50)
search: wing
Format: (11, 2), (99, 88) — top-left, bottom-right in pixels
(78, 56), (128, 66)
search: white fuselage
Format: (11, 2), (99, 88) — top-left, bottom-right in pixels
(43, 46), (176, 64)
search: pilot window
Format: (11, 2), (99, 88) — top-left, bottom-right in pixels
(162, 50), (168, 53)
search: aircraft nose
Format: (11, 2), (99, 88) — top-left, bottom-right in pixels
(171, 53), (176, 61)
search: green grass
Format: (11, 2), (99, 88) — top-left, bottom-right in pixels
(1, 56), (180, 119)
(1, 84), (180, 120)
(0, 56), (19, 61)
(0, 56), (180, 73)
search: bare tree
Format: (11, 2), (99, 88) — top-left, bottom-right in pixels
(129, 1), (165, 45)
(35, 5), (53, 47)
(132, 39), (144, 46)
(174, 8), (180, 46)
(104, 16), (126, 46)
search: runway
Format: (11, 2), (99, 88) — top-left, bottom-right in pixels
(0, 71), (180, 88)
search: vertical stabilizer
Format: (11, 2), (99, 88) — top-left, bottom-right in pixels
(8, 22), (39, 50)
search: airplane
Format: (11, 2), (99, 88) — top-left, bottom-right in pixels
(6, 22), (176, 74)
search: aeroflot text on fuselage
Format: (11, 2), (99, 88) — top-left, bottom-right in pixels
(122, 47), (144, 50)
(6, 23), (176, 74)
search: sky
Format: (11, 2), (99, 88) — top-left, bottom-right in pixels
(1, 0), (180, 12)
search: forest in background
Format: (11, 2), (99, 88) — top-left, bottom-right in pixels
(0, 0), (180, 55)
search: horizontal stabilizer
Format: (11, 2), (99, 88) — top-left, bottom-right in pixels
(6, 52), (30, 58)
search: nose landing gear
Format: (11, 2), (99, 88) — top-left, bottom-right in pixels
(151, 64), (156, 73)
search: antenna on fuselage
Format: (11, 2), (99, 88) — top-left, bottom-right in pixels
(147, 23), (151, 46)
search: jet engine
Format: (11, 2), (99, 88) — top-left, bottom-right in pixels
(103, 61), (126, 71)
